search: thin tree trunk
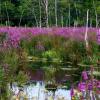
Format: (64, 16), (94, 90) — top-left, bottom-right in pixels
(55, 0), (57, 27)
(41, 0), (49, 27)
(93, 0), (98, 28)
(45, 0), (49, 27)
(39, 0), (42, 28)
(85, 9), (89, 49)
(74, 3), (78, 26)
(61, 15), (63, 27)
(33, 8), (38, 27)
(19, 10), (24, 27)
(0, 2), (2, 25)
(5, 2), (10, 26)
(68, 4), (70, 27)
(90, 19), (92, 27)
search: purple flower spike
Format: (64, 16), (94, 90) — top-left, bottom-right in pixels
(82, 71), (88, 80)
(78, 82), (86, 92)
(70, 87), (74, 97)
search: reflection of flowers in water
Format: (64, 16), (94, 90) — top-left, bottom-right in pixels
(36, 42), (45, 51)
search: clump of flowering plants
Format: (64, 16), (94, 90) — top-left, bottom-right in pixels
(0, 32), (29, 99)
(0, 27), (98, 42)
(71, 66), (100, 99)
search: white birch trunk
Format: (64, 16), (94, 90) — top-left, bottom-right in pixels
(68, 4), (70, 27)
(33, 8), (38, 27)
(5, 2), (10, 26)
(0, 2), (2, 25)
(85, 9), (89, 48)
(19, 10), (24, 27)
(55, 0), (57, 27)
(61, 15), (63, 28)
(39, 0), (42, 28)
(96, 14), (98, 28)
(93, 0), (98, 28)
(44, 0), (49, 27)
(41, 0), (49, 27)
(74, 3), (78, 26)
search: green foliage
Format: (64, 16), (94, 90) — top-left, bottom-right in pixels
(0, 66), (4, 87)
(16, 71), (29, 86)
(43, 67), (56, 83)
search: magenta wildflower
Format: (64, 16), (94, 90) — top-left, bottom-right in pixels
(70, 87), (74, 97)
(0, 27), (98, 42)
(82, 71), (88, 80)
(88, 82), (93, 90)
(78, 82), (86, 92)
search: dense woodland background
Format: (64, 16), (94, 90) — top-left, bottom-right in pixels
(0, 0), (100, 27)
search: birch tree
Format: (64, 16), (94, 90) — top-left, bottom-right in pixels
(68, 4), (70, 27)
(55, 0), (57, 27)
(42, 0), (49, 27)
(85, 9), (89, 49)
(39, 0), (41, 28)
(19, 10), (24, 27)
(33, 8), (38, 27)
(93, 0), (98, 28)
(5, 2), (10, 26)
(61, 15), (63, 27)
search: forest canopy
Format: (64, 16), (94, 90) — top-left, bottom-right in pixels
(0, 0), (100, 27)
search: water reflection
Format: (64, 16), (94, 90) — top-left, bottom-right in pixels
(10, 82), (71, 100)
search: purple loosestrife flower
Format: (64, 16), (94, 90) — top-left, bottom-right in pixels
(70, 87), (74, 97)
(88, 82), (93, 90)
(78, 82), (86, 92)
(82, 71), (88, 80)
(97, 81), (100, 88)
(0, 26), (98, 42)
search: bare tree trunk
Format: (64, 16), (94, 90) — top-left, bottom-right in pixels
(90, 19), (92, 27)
(85, 9), (89, 49)
(41, 0), (49, 27)
(0, 2), (2, 25)
(74, 20), (77, 29)
(74, 3), (78, 26)
(93, 0), (98, 28)
(45, 0), (49, 27)
(61, 15), (63, 28)
(33, 8), (38, 27)
(55, 0), (57, 27)
(19, 10), (24, 27)
(39, 0), (42, 28)
(5, 2), (10, 27)
(68, 4), (70, 27)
